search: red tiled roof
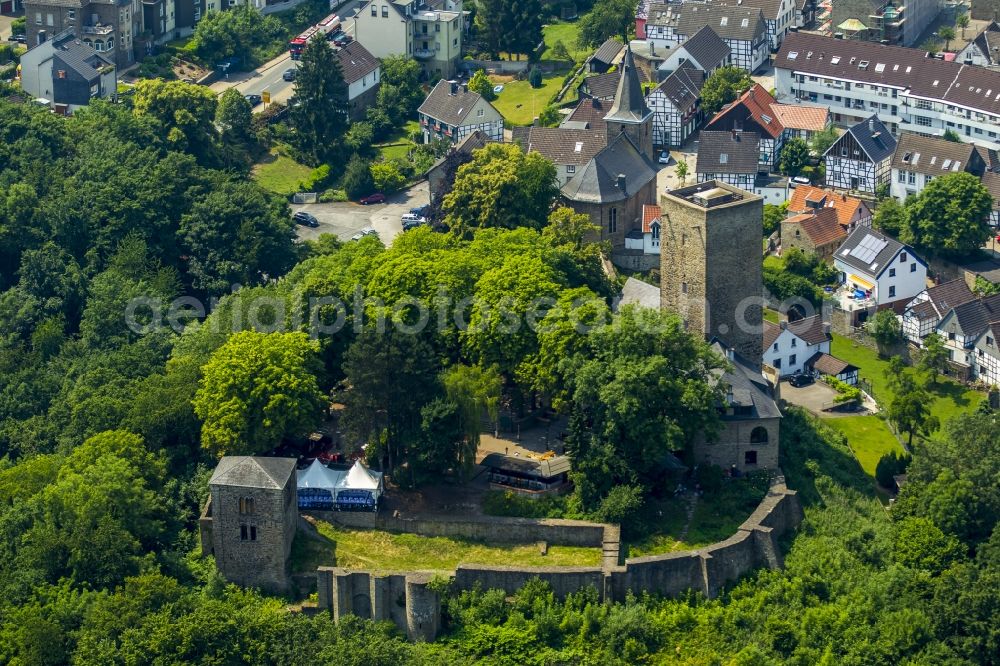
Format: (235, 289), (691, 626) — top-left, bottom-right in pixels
(794, 207), (847, 247)
(706, 83), (783, 139)
(769, 103), (829, 131)
(642, 204), (661, 233)
(788, 184), (870, 228)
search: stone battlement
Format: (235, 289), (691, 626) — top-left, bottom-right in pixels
(314, 478), (803, 640)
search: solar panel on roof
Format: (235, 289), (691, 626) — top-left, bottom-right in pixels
(849, 234), (888, 264)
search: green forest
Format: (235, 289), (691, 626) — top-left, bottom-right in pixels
(0, 90), (998, 665)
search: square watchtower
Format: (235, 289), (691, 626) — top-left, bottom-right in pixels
(659, 181), (764, 364)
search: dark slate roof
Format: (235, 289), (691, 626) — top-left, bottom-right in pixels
(581, 71), (621, 100)
(426, 129), (489, 176)
(47, 33), (114, 81)
(561, 132), (658, 204)
(677, 25), (731, 70)
(924, 279), (977, 317)
(829, 114), (896, 163)
(966, 21), (1000, 66)
(617, 276), (661, 311)
(675, 3), (767, 42)
(210, 457), (297, 489)
(946, 293), (1000, 337)
(807, 352), (858, 376)
(733, 0), (783, 20)
(604, 47), (652, 123)
(564, 97), (610, 131)
(710, 341), (781, 420)
(775, 32), (1000, 118)
(418, 80), (491, 126)
(981, 170), (1000, 212)
(481, 452), (571, 478)
(763, 314), (831, 349)
(696, 130), (760, 175)
(654, 62), (705, 114)
(336, 41), (379, 85)
(891, 133), (985, 177)
(835, 227), (920, 278)
(516, 126), (607, 166)
(592, 38), (624, 65)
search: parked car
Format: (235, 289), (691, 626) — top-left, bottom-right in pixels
(245, 94), (263, 106)
(333, 33), (353, 47)
(409, 205), (430, 216)
(787, 373), (815, 388)
(658, 151), (670, 165)
(8, 34), (26, 44)
(292, 211), (319, 228)
(400, 213), (427, 224)
(282, 68), (297, 81)
(350, 227), (378, 241)
(402, 220), (425, 231)
(359, 192), (385, 205)
(791, 176), (811, 185)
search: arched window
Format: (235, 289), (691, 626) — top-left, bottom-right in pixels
(750, 426), (769, 444)
(239, 496), (255, 514)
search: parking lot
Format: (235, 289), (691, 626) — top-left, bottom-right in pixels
(291, 180), (429, 246)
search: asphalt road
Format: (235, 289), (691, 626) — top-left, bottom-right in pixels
(291, 180), (430, 247)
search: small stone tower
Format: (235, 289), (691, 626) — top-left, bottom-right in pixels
(203, 456), (298, 594)
(659, 181), (764, 364)
(603, 46), (654, 159)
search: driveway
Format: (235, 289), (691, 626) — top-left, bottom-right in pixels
(291, 180), (430, 246)
(752, 63), (775, 94)
(657, 140), (699, 193)
(0, 15), (14, 41)
(781, 379), (877, 417)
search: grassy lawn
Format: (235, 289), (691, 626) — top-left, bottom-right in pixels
(763, 255), (785, 272)
(542, 22), (589, 63)
(763, 307), (780, 324)
(296, 520), (602, 572)
(492, 74), (569, 126)
(830, 334), (983, 431)
(252, 147), (312, 196)
(375, 120), (421, 162)
(826, 416), (904, 477)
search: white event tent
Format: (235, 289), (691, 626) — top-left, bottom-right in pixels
(296, 459), (384, 511)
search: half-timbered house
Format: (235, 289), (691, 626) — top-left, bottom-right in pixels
(900, 279), (976, 346)
(824, 115), (896, 194)
(703, 83), (784, 170)
(645, 2), (768, 73)
(972, 322), (1000, 386)
(890, 133), (988, 201)
(656, 25), (731, 78)
(647, 62), (705, 148)
(418, 80), (504, 144)
(936, 294), (1000, 377)
(696, 130), (760, 190)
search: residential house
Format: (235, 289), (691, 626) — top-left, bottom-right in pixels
(769, 102), (829, 141)
(935, 293), (1000, 378)
(780, 207), (847, 258)
(647, 62), (705, 148)
(773, 32), (1000, 149)
(588, 38), (623, 73)
(834, 226), (928, 311)
(561, 131), (659, 249)
(824, 115), (896, 194)
(794, 0), (818, 29)
(19, 30), (116, 113)
(644, 2), (769, 72)
(763, 315), (832, 376)
(734, 0), (799, 50)
(983, 170), (1000, 227)
(562, 96), (610, 132)
(957, 21), (1000, 69)
(352, 0), (463, 79)
(972, 321), (1000, 386)
(703, 83), (785, 170)
(511, 125), (606, 186)
(830, 0), (942, 47)
(787, 184), (873, 229)
(417, 79), (504, 144)
(425, 129), (489, 205)
(23, 0), (141, 69)
(656, 24), (731, 79)
(337, 41), (381, 121)
(900, 279), (976, 345)
(696, 130), (761, 191)
(624, 204), (662, 255)
(694, 341), (780, 473)
(579, 70), (626, 101)
(804, 352), (860, 384)
(889, 132), (988, 201)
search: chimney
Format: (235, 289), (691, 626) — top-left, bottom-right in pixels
(823, 322), (831, 335)
(617, 173), (627, 193)
(779, 320), (788, 330)
(731, 128), (737, 140)
(449, 80), (458, 95)
(462, 83), (468, 93)
(869, 118), (875, 133)
(726, 348), (735, 362)
(532, 116), (540, 127)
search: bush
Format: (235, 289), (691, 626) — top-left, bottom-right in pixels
(594, 484), (644, 525)
(823, 375), (862, 404)
(875, 450), (911, 489)
(319, 188), (347, 203)
(482, 490), (567, 519)
(370, 160), (407, 194)
(300, 164), (331, 192)
(11, 16), (26, 36)
(341, 155), (374, 200)
(528, 66), (543, 89)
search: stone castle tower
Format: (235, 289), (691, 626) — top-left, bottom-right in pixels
(659, 181), (764, 364)
(200, 456), (299, 594)
(603, 46), (654, 159)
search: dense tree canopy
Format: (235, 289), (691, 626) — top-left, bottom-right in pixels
(900, 172), (993, 256)
(700, 66), (753, 116)
(291, 37), (349, 165)
(577, 0), (634, 46)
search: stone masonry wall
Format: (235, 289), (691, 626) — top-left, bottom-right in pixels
(315, 479), (803, 640)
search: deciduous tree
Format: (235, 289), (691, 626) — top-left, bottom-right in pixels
(901, 172), (993, 257)
(778, 137), (810, 177)
(919, 333), (950, 385)
(700, 66), (753, 116)
(194, 331), (326, 457)
(215, 88), (252, 140)
(577, 0), (633, 47)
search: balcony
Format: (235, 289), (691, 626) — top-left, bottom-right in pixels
(81, 23), (114, 36)
(413, 47), (435, 59)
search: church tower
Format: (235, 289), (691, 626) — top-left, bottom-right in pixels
(604, 46), (654, 159)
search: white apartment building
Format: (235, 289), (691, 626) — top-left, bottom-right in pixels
(353, 0), (463, 79)
(774, 32), (1000, 151)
